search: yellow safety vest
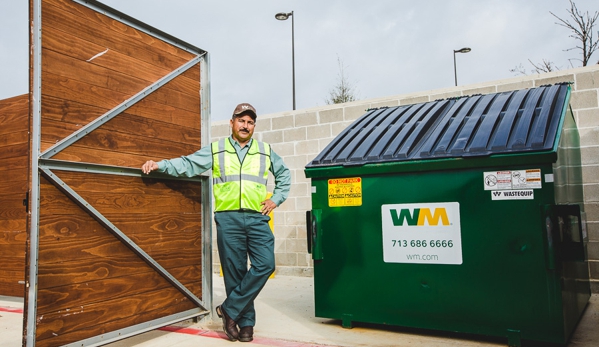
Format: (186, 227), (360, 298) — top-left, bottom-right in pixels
(211, 138), (271, 212)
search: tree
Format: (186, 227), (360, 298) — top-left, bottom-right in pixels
(509, 59), (559, 75)
(510, 0), (598, 75)
(325, 56), (359, 105)
(550, 0), (599, 66)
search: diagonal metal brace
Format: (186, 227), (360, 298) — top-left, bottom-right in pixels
(39, 167), (207, 311)
(40, 53), (205, 159)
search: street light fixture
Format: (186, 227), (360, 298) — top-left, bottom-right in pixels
(275, 11), (295, 110)
(453, 47), (471, 86)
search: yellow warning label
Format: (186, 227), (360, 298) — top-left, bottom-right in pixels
(328, 177), (362, 207)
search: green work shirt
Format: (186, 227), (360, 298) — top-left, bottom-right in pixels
(157, 136), (291, 207)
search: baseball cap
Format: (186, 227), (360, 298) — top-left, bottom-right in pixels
(232, 103), (257, 120)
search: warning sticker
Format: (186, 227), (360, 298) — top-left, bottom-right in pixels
(483, 169), (542, 190)
(328, 177), (362, 207)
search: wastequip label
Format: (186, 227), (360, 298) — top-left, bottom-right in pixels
(381, 202), (462, 265)
(483, 169), (541, 201)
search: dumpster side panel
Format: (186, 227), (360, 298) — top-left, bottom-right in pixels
(312, 164), (568, 343)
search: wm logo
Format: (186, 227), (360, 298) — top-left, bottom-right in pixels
(390, 208), (450, 226)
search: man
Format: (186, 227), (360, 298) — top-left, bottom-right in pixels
(141, 103), (290, 342)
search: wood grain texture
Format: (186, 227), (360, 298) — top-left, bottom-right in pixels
(43, 0), (194, 69)
(0, 94), (28, 297)
(35, 294), (198, 347)
(35, 285), (198, 346)
(29, 1), (206, 344)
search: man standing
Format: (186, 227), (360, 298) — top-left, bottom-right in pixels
(141, 103), (290, 342)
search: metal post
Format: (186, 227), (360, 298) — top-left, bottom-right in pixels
(291, 11), (296, 110)
(453, 50), (458, 86)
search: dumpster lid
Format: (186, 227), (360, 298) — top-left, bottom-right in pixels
(306, 83), (570, 168)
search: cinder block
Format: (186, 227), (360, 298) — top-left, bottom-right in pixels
(583, 183), (599, 202)
(370, 100), (399, 108)
(429, 90), (462, 100)
(534, 74), (574, 88)
(272, 115), (295, 130)
(462, 86), (497, 96)
(295, 112), (318, 127)
(400, 95), (429, 105)
(587, 222), (599, 241)
(275, 252), (297, 266)
(274, 225), (297, 239)
(582, 165), (599, 183)
(581, 147), (599, 166)
(319, 108), (343, 123)
(275, 198), (296, 212)
(570, 90), (598, 109)
(344, 104), (369, 121)
(295, 140), (321, 156)
(290, 182), (309, 197)
(307, 124), (331, 140)
(576, 70), (599, 90)
(588, 241), (599, 260)
(298, 253), (313, 267)
(212, 123), (230, 138)
(261, 130), (283, 144)
(283, 127), (307, 142)
(286, 238), (308, 253)
(285, 211), (308, 226)
(332, 121), (353, 137)
(274, 239), (285, 253)
(579, 127), (599, 147)
(589, 260), (599, 279)
(585, 202), (599, 223)
(497, 81), (534, 93)
(256, 117), (272, 132)
(285, 154), (309, 169)
(576, 109), (599, 128)
(272, 142), (294, 157)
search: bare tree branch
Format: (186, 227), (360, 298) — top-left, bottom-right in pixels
(550, 0), (599, 66)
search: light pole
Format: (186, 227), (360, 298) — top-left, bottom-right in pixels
(275, 11), (295, 110)
(453, 47), (471, 86)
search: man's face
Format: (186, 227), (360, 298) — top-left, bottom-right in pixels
(230, 114), (255, 144)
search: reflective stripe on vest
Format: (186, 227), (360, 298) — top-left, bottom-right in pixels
(211, 138), (271, 212)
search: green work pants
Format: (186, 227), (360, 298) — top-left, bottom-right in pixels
(215, 211), (275, 328)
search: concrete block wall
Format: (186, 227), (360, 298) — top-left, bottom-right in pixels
(211, 64), (599, 291)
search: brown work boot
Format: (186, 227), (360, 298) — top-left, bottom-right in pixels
(216, 305), (239, 341)
(239, 326), (254, 342)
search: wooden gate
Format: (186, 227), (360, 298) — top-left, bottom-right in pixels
(0, 94), (29, 298)
(25, 0), (211, 346)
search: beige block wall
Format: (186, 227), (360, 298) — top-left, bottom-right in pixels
(211, 65), (599, 291)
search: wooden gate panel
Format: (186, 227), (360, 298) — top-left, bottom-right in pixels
(28, 0), (210, 345)
(35, 171), (202, 346)
(0, 94), (29, 297)
(43, 0), (194, 70)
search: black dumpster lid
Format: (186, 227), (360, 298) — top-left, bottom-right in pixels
(306, 83), (570, 168)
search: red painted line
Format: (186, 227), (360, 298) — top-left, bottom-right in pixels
(159, 325), (336, 347)
(0, 308), (334, 347)
(0, 306), (23, 314)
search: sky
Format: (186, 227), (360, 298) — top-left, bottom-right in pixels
(1, 0), (598, 121)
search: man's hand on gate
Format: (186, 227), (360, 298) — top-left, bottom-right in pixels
(141, 160), (159, 174)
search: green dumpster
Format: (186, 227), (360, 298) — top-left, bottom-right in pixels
(304, 83), (590, 346)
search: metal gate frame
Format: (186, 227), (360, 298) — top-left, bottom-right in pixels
(26, 0), (212, 345)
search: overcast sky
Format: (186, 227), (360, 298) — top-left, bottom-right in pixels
(1, 0), (597, 121)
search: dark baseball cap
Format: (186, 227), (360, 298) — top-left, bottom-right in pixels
(232, 103), (257, 120)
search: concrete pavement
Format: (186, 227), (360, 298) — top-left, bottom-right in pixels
(1, 274), (598, 347)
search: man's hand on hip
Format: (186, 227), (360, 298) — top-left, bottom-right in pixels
(260, 199), (277, 215)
